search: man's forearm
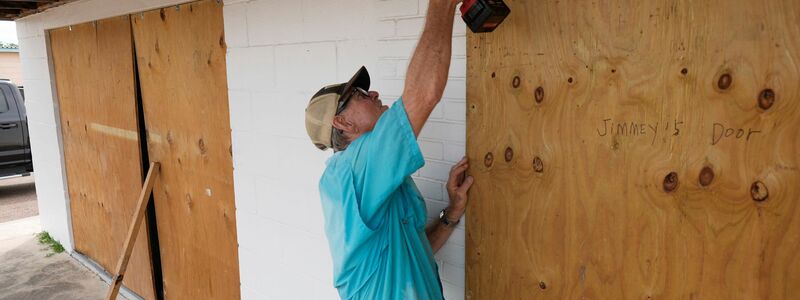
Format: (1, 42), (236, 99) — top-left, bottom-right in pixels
(403, 0), (458, 134)
(426, 218), (457, 253)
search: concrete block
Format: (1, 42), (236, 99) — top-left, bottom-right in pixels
(451, 36), (466, 56)
(436, 242), (465, 267)
(376, 20), (396, 38)
(376, 59), (398, 79)
(336, 40), (379, 83)
(223, 2), (248, 48)
(419, 121), (465, 143)
(251, 91), (309, 140)
(227, 90), (252, 131)
(418, 139), (443, 160)
(443, 142), (465, 163)
(442, 79), (466, 100)
(419, 160), (451, 182)
(15, 20), (43, 39)
(395, 59), (409, 78)
(20, 79), (53, 106)
(449, 57), (466, 78)
(396, 17), (424, 36)
(255, 177), (311, 228)
(28, 123), (63, 167)
(275, 42), (337, 93)
(233, 170), (257, 215)
(314, 282), (340, 300)
(443, 280), (465, 300)
(377, 38), (418, 58)
(18, 36), (47, 59)
(23, 97), (56, 127)
(302, 0), (372, 41)
(241, 285), (272, 300)
(452, 16), (467, 36)
(430, 100), (445, 119)
(283, 229), (333, 282)
(247, 0), (303, 45)
(443, 100), (466, 122)
(226, 46), (275, 91)
(20, 58), (49, 81)
(372, 78), (404, 96)
(442, 263), (465, 287)
(414, 177), (443, 200)
(376, 0), (419, 18)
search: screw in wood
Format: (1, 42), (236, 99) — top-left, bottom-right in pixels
(758, 89), (775, 110)
(539, 281), (547, 290)
(512, 76), (521, 88)
(491, 72), (496, 78)
(699, 166), (715, 187)
(504, 147), (513, 162)
(717, 73), (732, 90)
(484, 152), (494, 167)
(534, 86), (544, 103)
(663, 172), (679, 192)
(567, 77), (574, 84)
(681, 68), (688, 75)
(750, 181), (769, 202)
(533, 156), (544, 173)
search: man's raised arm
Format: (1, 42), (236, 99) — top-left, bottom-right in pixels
(402, 0), (460, 137)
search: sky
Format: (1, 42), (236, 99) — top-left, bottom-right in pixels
(0, 21), (17, 44)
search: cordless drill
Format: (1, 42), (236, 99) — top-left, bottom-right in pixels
(460, 0), (510, 33)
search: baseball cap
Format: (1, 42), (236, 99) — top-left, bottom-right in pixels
(305, 66), (370, 150)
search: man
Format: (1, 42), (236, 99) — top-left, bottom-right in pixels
(304, 0), (471, 299)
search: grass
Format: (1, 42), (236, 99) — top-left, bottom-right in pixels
(36, 231), (64, 257)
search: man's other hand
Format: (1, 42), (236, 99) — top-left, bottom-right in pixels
(446, 156), (474, 219)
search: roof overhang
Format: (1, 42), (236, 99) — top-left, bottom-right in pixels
(0, 0), (74, 21)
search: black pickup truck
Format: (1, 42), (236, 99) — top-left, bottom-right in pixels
(0, 80), (32, 177)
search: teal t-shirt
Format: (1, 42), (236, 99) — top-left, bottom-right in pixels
(319, 98), (444, 300)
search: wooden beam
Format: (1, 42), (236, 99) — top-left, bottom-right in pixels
(0, 2), (37, 9)
(105, 162), (160, 300)
(0, 8), (21, 14)
(14, 0), (75, 20)
(0, 0), (58, 3)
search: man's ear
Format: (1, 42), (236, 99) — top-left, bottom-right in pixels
(332, 115), (354, 133)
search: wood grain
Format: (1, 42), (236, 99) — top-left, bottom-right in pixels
(50, 16), (156, 300)
(466, 0), (800, 299)
(131, 1), (240, 299)
(107, 162), (160, 300)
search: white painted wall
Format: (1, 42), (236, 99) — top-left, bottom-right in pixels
(225, 1), (467, 299)
(17, 0), (468, 299)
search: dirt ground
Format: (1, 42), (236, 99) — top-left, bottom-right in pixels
(0, 217), (125, 300)
(0, 175), (38, 223)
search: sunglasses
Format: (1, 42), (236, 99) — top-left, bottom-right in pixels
(336, 87), (370, 114)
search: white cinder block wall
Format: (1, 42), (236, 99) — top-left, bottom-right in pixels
(224, 0), (468, 299)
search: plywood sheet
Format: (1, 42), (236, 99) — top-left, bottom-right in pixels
(466, 1), (800, 299)
(131, 1), (240, 298)
(50, 16), (156, 300)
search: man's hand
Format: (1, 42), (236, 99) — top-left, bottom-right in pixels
(446, 156), (474, 220)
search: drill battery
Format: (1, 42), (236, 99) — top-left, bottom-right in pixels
(460, 0), (510, 33)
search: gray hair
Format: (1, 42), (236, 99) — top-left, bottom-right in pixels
(331, 127), (351, 152)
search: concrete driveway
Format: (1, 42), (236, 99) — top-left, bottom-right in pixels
(0, 175), (38, 223)
(0, 175), (129, 300)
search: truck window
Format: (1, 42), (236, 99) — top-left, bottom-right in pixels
(0, 90), (8, 113)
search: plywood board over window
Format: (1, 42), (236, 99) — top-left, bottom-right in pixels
(466, 0), (800, 299)
(50, 16), (156, 300)
(131, 0), (240, 298)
